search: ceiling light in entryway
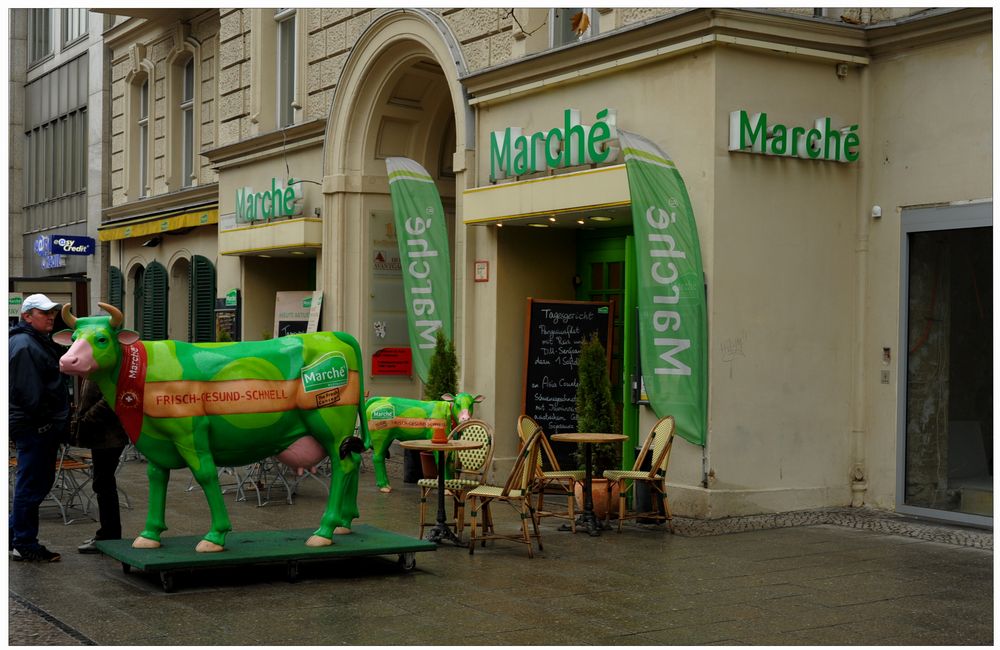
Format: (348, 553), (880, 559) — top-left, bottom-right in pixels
(589, 216), (612, 222)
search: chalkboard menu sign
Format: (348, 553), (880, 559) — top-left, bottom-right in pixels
(522, 298), (611, 466)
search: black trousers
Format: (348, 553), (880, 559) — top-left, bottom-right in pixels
(91, 446), (125, 540)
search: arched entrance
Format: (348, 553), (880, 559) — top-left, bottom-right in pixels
(321, 10), (473, 402)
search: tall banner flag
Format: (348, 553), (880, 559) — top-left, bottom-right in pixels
(385, 157), (453, 383)
(620, 131), (708, 446)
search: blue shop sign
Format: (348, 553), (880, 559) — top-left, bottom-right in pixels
(50, 234), (96, 256)
(33, 234), (65, 269)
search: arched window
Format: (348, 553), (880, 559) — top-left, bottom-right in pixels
(141, 261), (168, 340)
(135, 78), (150, 198)
(189, 255), (217, 342)
(275, 8), (297, 128)
(169, 50), (198, 190)
(129, 264), (145, 330)
(181, 57), (195, 187)
(169, 257), (191, 341)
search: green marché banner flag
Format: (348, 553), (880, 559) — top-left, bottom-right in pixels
(620, 131), (708, 446)
(385, 157), (453, 383)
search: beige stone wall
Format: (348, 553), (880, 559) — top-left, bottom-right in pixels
(109, 12), (219, 206)
(861, 31), (993, 509)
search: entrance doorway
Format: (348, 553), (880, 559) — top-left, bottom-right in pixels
(576, 228), (638, 468)
(898, 202), (992, 526)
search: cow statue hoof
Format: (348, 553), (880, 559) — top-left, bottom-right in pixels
(379, 486), (392, 493)
(306, 535), (333, 547)
(333, 526), (352, 535)
(132, 536), (161, 549)
(196, 539), (225, 553)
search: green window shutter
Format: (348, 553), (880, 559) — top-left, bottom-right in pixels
(141, 261), (168, 340)
(108, 266), (124, 312)
(189, 255), (216, 342)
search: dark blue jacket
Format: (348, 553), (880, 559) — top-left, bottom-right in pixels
(8, 320), (70, 437)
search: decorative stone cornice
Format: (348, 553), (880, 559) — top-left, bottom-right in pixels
(461, 7), (989, 103)
(103, 183), (219, 223)
(202, 119), (328, 166)
(864, 7), (991, 56)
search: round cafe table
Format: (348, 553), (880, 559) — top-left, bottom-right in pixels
(400, 438), (484, 546)
(550, 433), (627, 536)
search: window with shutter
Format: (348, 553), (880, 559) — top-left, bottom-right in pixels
(189, 255), (217, 342)
(132, 265), (145, 330)
(141, 261), (168, 340)
(108, 266), (124, 312)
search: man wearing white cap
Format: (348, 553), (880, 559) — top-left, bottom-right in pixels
(8, 293), (71, 562)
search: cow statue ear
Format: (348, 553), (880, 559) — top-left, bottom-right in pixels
(117, 329), (141, 345)
(473, 394), (485, 403)
(52, 329), (74, 346)
(441, 393), (455, 402)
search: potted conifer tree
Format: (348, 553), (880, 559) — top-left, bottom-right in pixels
(418, 331), (459, 479)
(574, 333), (622, 518)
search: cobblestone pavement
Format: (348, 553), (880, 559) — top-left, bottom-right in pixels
(8, 454), (993, 645)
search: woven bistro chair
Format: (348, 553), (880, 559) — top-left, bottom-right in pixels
(602, 415), (676, 533)
(416, 419), (495, 540)
(468, 428), (544, 558)
(517, 415), (583, 533)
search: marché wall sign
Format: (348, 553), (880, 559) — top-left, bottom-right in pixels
(490, 108), (620, 181)
(729, 110), (860, 163)
(235, 178), (304, 223)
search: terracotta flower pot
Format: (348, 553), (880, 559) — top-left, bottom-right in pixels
(574, 478), (621, 519)
(419, 451), (438, 479)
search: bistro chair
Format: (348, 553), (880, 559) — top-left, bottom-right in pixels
(517, 415), (583, 533)
(468, 428), (544, 558)
(602, 415), (676, 533)
(416, 419), (495, 540)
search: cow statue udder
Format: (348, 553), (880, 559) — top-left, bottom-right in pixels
(55, 303), (369, 553)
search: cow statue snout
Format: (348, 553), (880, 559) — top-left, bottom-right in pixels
(59, 351), (98, 376)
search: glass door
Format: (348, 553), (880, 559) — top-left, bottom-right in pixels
(898, 202), (992, 526)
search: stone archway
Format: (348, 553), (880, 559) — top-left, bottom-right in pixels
(320, 10), (473, 381)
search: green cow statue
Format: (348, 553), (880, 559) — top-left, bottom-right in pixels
(55, 303), (369, 553)
(365, 393), (484, 492)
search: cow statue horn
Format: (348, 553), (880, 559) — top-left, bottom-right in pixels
(99, 302), (124, 328)
(61, 303), (76, 328)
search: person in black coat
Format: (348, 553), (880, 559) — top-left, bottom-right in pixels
(9, 294), (70, 563)
(73, 379), (129, 553)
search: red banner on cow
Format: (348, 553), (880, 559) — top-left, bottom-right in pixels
(115, 342), (147, 444)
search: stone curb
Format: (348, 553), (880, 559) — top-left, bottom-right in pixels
(657, 506), (992, 549)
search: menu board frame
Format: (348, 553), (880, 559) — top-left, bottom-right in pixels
(521, 298), (612, 465)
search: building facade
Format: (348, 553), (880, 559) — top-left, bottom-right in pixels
(87, 7), (992, 526)
(9, 9), (115, 321)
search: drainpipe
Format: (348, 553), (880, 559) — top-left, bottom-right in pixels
(849, 63), (872, 507)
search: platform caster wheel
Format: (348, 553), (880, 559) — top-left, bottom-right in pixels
(398, 552), (416, 571)
(287, 561), (300, 583)
(121, 562), (132, 575)
(160, 571), (175, 593)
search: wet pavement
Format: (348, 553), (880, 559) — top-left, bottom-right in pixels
(8, 453), (994, 645)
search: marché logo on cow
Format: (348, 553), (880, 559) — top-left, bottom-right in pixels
(301, 352), (349, 392)
(371, 406), (394, 420)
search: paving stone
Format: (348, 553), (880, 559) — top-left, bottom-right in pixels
(8, 458), (993, 645)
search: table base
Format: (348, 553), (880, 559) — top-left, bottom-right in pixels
(425, 521), (465, 546)
(559, 511), (612, 536)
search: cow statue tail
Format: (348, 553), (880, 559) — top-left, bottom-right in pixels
(335, 331), (372, 451)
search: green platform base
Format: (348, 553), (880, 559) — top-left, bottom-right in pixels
(96, 525), (435, 591)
